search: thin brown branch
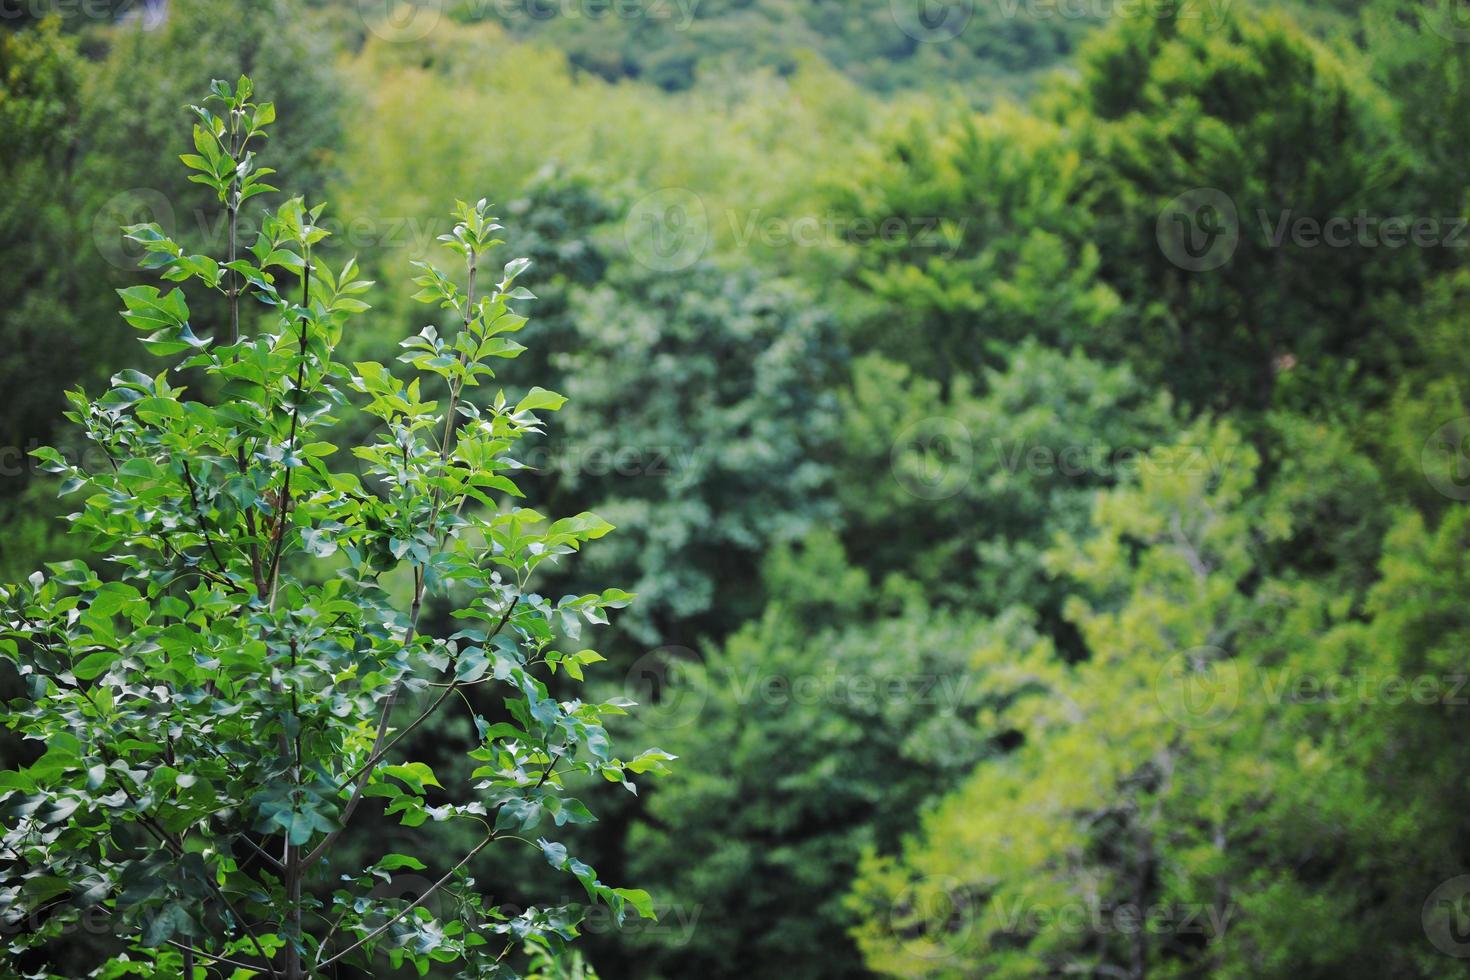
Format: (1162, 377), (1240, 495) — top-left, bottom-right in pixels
(180, 460), (229, 576)
(167, 941), (263, 974)
(316, 834), (495, 970)
(265, 248), (313, 607)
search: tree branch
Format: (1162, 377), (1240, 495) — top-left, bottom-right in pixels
(315, 834), (496, 970)
(302, 595), (518, 868)
(167, 940), (264, 974)
(180, 461), (231, 587)
(234, 830), (285, 874)
(265, 247), (313, 607)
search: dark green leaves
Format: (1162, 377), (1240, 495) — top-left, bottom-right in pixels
(381, 762), (442, 796)
(117, 285), (209, 355)
(71, 650), (114, 680)
(117, 285), (189, 331)
(142, 903), (194, 947)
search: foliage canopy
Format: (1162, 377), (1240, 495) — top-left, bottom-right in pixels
(0, 77), (667, 979)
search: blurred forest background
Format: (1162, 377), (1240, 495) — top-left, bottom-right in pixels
(5, 0), (1470, 976)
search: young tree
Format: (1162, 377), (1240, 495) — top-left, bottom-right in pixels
(0, 77), (668, 979)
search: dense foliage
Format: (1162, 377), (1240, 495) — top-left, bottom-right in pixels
(458, 0), (1096, 95)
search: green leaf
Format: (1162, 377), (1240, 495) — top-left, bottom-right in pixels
(614, 887), (657, 921)
(133, 396), (185, 423)
(373, 854), (428, 873)
(495, 798), (542, 831)
(143, 903), (192, 947)
(626, 748), (677, 775)
(454, 648), (490, 683)
(72, 651), (115, 681)
(71, 875), (111, 909)
(22, 876), (71, 905)
(90, 581), (141, 617)
(514, 387), (567, 415)
(549, 512), (615, 541)
(117, 285), (189, 328)
(0, 770), (34, 793)
(382, 762), (442, 795)
(539, 839), (568, 869)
